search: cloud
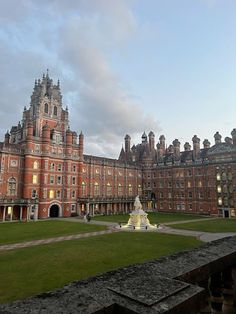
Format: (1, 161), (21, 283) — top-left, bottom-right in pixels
(0, 0), (160, 158)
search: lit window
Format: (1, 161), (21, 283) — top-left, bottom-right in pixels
(217, 185), (222, 193)
(95, 168), (100, 174)
(33, 161), (39, 169)
(216, 173), (221, 181)
(106, 183), (112, 196)
(33, 175), (38, 184)
(218, 197), (222, 206)
(198, 181), (202, 187)
(128, 184), (132, 196)
(82, 182), (86, 196)
(187, 181), (191, 188)
(49, 190), (54, 199)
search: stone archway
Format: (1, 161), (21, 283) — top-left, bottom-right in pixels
(49, 204), (60, 217)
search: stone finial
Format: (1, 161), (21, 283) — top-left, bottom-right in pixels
(214, 131), (222, 144)
(225, 137), (233, 145)
(184, 142), (191, 151)
(203, 139), (210, 149)
(192, 135), (200, 143)
(172, 139), (180, 147)
(231, 129), (236, 145)
(125, 134), (131, 140)
(148, 131), (155, 137)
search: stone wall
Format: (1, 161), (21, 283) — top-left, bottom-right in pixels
(1, 236), (236, 313)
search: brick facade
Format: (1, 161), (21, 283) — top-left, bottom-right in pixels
(0, 73), (236, 221)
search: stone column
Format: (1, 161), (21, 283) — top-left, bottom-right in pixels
(20, 206), (23, 221)
(86, 203), (90, 215)
(92, 204), (95, 217)
(10, 206), (13, 221)
(2, 206), (6, 222)
(222, 268), (234, 314)
(209, 273), (223, 313)
(34, 205), (38, 221)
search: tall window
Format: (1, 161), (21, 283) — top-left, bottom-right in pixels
(53, 106), (57, 116)
(106, 183), (112, 196)
(94, 182), (99, 196)
(118, 184), (122, 196)
(44, 103), (48, 113)
(128, 184), (132, 196)
(8, 177), (16, 195)
(33, 174), (38, 184)
(49, 190), (54, 199)
(82, 182), (86, 196)
(33, 161), (39, 169)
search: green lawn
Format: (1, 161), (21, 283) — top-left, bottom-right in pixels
(171, 218), (236, 233)
(0, 220), (106, 245)
(93, 212), (209, 224)
(0, 232), (202, 303)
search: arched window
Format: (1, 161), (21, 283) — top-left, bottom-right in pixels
(33, 161), (39, 169)
(44, 103), (48, 113)
(106, 182), (111, 196)
(8, 177), (16, 195)
(53, 106), (57, 116)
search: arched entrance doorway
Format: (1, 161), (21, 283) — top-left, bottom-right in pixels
(49, 204), (60, 217)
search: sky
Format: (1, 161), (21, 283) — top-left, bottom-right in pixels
(0, 0), (236, 158)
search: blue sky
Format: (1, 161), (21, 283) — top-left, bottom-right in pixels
(0, 0), (236, 157)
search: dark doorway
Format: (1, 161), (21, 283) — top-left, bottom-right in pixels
(224, 210), (229, 218)
(49, 204), (59, 217)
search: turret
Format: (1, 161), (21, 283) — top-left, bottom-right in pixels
(72, 131), (77, 145)
(203, 139), (211, 149)
(184, 142), (191, 151)
(26, 122), (33, 139)
(79, 131), (84, 159)
(156, 143), (164, 160)
(148, 131), (155, 151)
(66, 127), (73, 146)
(124, 134), (131, 153)
(42, 122), (50, 142)
(172, 139), (180, 158)
(141, 132), (147, 143)
(192, 135), (200, 159)
(231, 129), (236, 145)
(4, 131), (10, 144)
(159, 135), (165, 149)
(167, 145), (174, 154)
(214, 132), (222, 145)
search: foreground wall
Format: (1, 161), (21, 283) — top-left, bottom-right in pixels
(1, 236), (236, 313)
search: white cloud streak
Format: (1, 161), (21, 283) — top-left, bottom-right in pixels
(0, 0), (160, 158)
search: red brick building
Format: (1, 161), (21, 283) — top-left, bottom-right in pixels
(0, 73), (235, 221)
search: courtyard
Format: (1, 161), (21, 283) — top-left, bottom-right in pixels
(1, 212), (236, 304)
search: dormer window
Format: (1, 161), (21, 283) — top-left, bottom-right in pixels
(44, 103), (48, 113)
(53, 106), (57, 116)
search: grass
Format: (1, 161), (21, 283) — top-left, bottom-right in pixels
(93, 212), (209, 224)
(0, 232), (202, 303)
(0, 220), (106, 245)
(171, 218), (236, 233)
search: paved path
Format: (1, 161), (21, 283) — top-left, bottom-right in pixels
(0, 229), (116, 252)
(1, 216), (236, 252)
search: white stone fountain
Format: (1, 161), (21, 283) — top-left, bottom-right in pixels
(121, 195), (156, 230)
